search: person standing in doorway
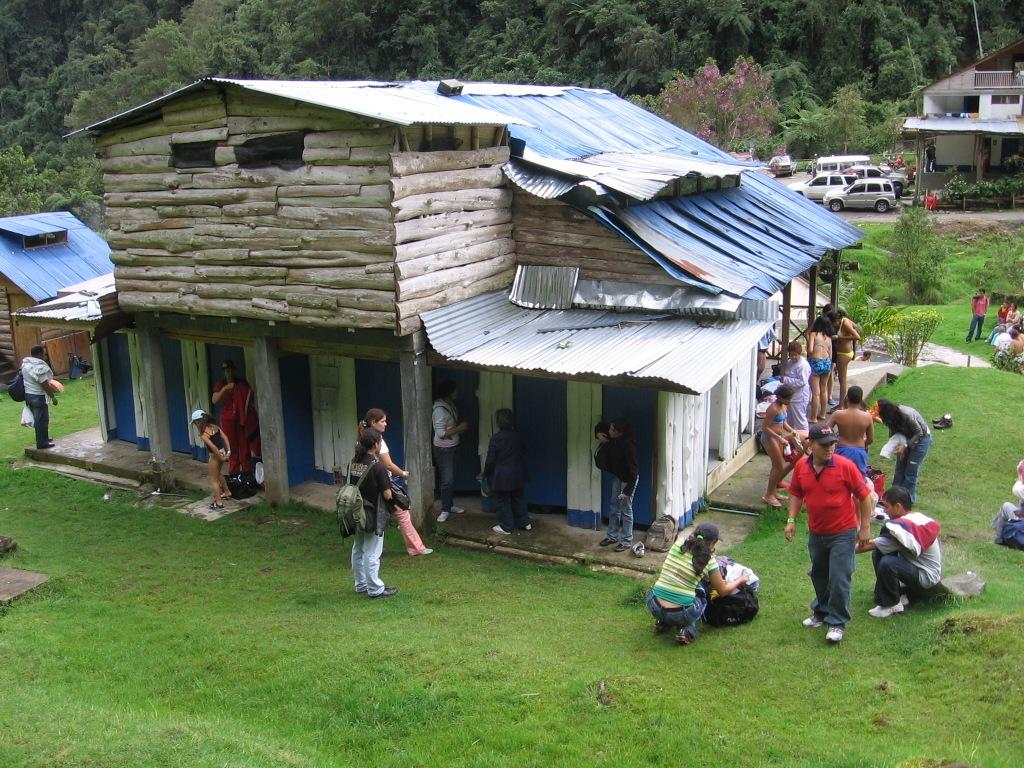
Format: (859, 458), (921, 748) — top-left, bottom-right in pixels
(925, 142), (936, 173)
(483, 408), (531, 535)
(597, 418), (638, 552)
(785, 425), (873, 645)
(966, 288), (989, 343)
(21, 345), (64, 449)
(432, 379), (468, 523)
(211, 359), (256, 474)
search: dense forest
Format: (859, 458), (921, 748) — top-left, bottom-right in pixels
(0, 0), (1022, 222)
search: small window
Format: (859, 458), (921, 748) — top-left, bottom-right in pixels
(235, 131), (305, 170)
(23, 231), (68, 249)
(992, 94), (1021, 105)
(171, 141), (216, 169)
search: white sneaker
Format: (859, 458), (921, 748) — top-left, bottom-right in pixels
(437, 510), (450, 523)
(825, 626), (845, 643)
(868, 603), (905, 619)
(491, 525), (511, 535)
(452, 506), (465, 514)
(802, 615), (825, 629)
(416, 548), (433, 556)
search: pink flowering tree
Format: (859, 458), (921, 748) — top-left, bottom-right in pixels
(660, 57), (781, 152)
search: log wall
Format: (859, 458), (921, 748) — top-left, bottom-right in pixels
(102, 86), (514, 335)
(512, 196), (676, 287)
(0, 283), (14, 373)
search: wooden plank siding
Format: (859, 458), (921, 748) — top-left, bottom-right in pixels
(511, 196), (677, 287)
(101, 86), (512, 336)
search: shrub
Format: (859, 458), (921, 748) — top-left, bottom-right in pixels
(841, 283), (903, 340)
(991, 349), (1024, 374)
(883, 309), (941, 367)
(943, 174), (968, 202)
(886, 206), (948, 303)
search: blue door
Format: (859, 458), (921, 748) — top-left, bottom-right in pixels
(280, 352), (315, 486)
(513, 376), (567, 507)
(355, 360), (405, 471)
(432, 367), (480, 492)
(160, 337), (191, 454)
(601, 386), (656, 526)
(106, 333), (139, 445)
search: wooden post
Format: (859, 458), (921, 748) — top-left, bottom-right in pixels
(913, 135), (923, 204)
(780, 281), (792, 371)
(830, 251), (842, 307)
(251, 335), (290, 505)
(975, 134), (984, 183)
(400, 329), (435, 527)
(135, 326), (175, 488)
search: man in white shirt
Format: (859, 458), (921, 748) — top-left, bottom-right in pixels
(21, 345), (65, 449)
(432, 379), (468, 522)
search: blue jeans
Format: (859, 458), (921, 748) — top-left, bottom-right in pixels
(605, 478), (634, 544)
(351, 530), (385, 596)
(807, 526), (857, 628)
(893, 434), (931, 505)
(25, 393), (50, 449)
(966, 314), (985, 341)
(432, 445), (457, 513)
(871, 548), (925, 607)
(494, 489), (529, 531)
(646, 588), (707, 640)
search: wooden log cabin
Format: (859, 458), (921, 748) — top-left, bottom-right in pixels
(71, 79), (862, 528)
(0, 212), (113, 380)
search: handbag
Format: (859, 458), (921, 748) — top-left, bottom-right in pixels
(389, 476), (411, 510)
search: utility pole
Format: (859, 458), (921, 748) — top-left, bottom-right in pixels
(973, 0), (984, 57)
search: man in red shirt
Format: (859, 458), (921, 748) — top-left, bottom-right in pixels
(966, 288), (989, 343)
(211, 359), (257, 474)
(785, 424), (873, 644)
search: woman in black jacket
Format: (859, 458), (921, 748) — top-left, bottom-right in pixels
(598, 418), (638, 552)
(349, 428), (398, 599)
(484, 408), (531, 534)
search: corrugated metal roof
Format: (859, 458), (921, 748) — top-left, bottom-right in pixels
(903, 116), (1024, 135)
(421, 290), (772, 395)
(70, 78), (530, 136)
(0, 212), (114, 301)
(509, 265), (579, 309)
(14, 273), (115, 323)
(0, 216), (68, 237)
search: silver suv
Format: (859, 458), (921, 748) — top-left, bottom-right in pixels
(823, 180), (897, 213)
(791, 173), (859, 202)
(844, 165), (908, 197)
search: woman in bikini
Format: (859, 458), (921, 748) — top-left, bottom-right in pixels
(761, 385), (803, 508)
(829, 309), (861, 410)
(192, 409), (231, 510)
(807, 316), (834, 423)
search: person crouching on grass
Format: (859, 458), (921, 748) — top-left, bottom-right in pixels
(191, 409), (231, 510)
(646, 523), (748, 646)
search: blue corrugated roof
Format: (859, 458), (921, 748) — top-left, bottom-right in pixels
(453, 86), (739, 163)
(0, 212), (113, 301)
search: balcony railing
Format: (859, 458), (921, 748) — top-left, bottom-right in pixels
(974, 70), (1024, 89)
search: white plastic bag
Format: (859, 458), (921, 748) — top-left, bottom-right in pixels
(879, 434), (907, 459)
(20, 405), (33, 428)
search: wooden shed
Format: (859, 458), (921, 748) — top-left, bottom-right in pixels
(71, 79), (861, 527)
(0, 212), (113, 380)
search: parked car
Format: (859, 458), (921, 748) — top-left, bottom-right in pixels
(812, 154), (871, 175)
(844, 164), (908, 197)
(823, 179), (898, 213)
(791, 173), (859, 202)
(768, 154), (796, 177)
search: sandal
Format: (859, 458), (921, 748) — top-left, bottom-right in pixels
(761, 496), (783, 508)
(210, 502), (225, 510)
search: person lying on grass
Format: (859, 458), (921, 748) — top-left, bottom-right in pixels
(646, 523), (747, 646)
(855, 485), (942, 619)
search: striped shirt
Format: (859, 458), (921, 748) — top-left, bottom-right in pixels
(652, 543), (719, 605)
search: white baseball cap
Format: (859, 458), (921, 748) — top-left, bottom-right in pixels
(190, 409), (206, 422)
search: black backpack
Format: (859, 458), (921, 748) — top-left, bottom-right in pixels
(6, 372), (25, 402)
(703, 584), (760, 627)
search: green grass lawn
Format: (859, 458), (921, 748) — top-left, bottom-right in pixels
(2, 368), (1024, 766)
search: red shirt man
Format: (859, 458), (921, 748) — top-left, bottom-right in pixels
(211, 360), (257, 473)
(785, 425), (872, 644)
(967, 288), (989, 342)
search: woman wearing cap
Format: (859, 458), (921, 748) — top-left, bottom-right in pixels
(191, 410), (231, 510)
(646, 523), (747, 646)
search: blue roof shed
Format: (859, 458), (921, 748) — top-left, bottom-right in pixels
(0, 212), (113, 301)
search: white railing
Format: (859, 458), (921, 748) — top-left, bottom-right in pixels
(974, 70), (1024, 89)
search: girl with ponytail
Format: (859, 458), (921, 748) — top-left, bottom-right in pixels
(646, 523), (748, 645)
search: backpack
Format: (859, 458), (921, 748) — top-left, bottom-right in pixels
(6, 372), (25, 402)
(336, 461), (372, 538)
(999, 518), (1024, 550)
(703, 584), (760, 627)
(645, 514), (678, 552)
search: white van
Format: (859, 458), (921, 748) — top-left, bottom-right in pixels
(812, 154), (871, 175)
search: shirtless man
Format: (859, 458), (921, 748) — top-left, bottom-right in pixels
(829, 309), (861, 409)
(826, 386), (874, 482)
